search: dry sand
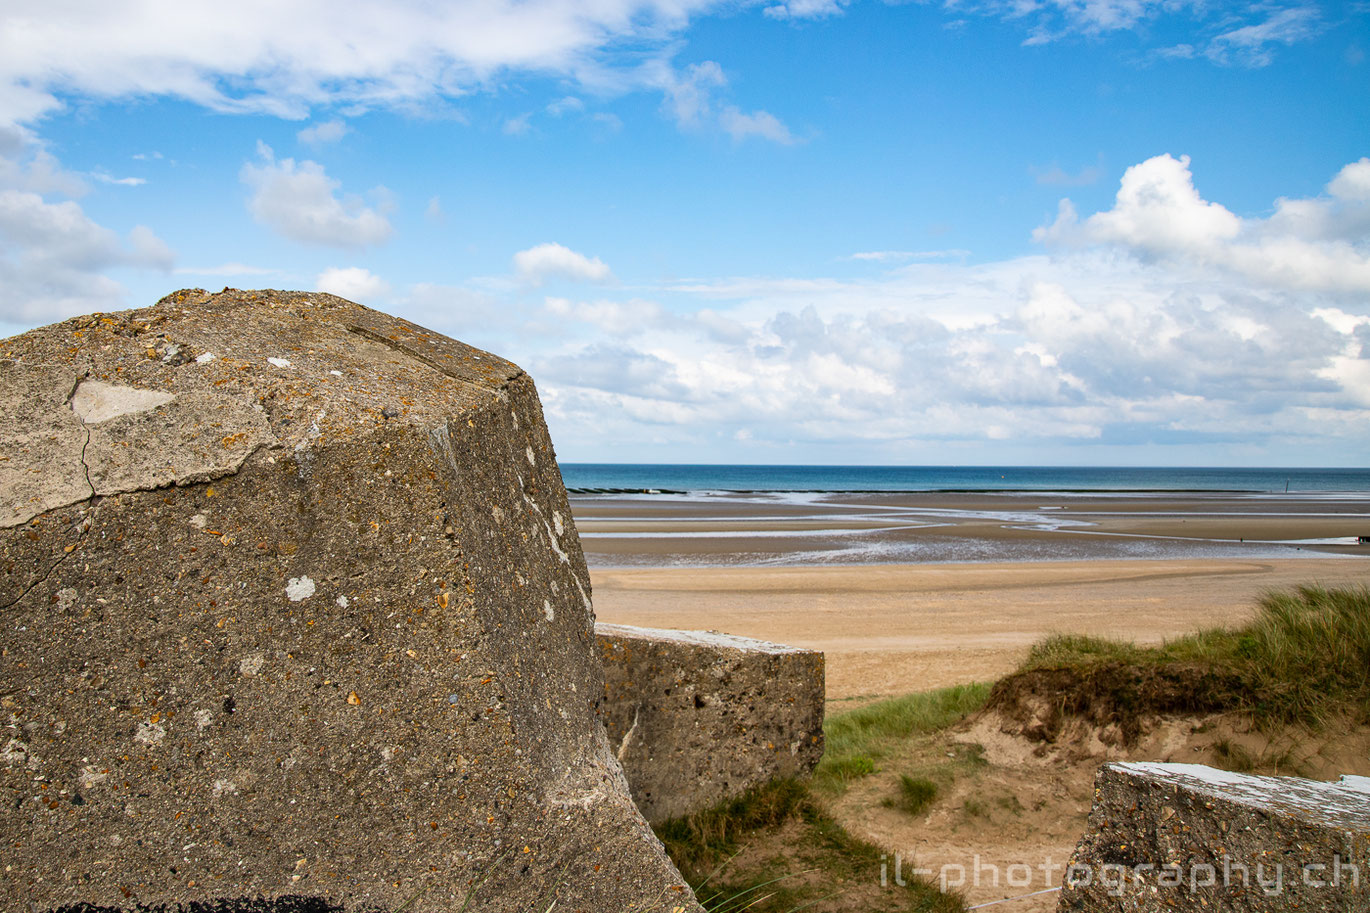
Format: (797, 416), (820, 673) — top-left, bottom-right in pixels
(590, 558), (1370, 702)
(578, 491), (1370, 701)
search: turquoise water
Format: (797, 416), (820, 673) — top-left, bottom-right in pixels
(559, 464), (1370, 494)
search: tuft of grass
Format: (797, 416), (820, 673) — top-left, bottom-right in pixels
(882, 775), (939, 817)
(656, 778), (963, 913)
(961, 798), (988, 819)
(1211, 738), (1256, 773)
(816, 683), (990, 793)
(1011, 584), (1370, 731)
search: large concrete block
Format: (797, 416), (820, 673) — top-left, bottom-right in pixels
(1, 290), (699, 913)
(1059, 761), (1370, 912)
(596, 623), (824, 823)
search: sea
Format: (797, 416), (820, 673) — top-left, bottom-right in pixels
(559, 464), (1370, 495)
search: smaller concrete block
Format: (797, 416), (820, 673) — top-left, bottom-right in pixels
(1058, 762), (1370, 913)
(597, 623), (824, 823)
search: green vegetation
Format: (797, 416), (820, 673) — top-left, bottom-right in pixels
(656, 778), (962, 913)
(655, 584), (1370, 912)
(1007, 585), (1370, 731)
(815, 683), (991, 793)
(656, 685), (994, 911)
(882, 775), (938, 816)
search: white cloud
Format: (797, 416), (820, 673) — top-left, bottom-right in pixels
(0, 1), (727, 125)
(647, 60), (797, 144)
(926, 1), (1323, 65)
(297, 119), (349, 145)
(719, 106), (796, 144)
(240, 142), (393, 249)
(514, 242), (613, 285)
(1038, 154), (1241, 254)
(0, 187), (174, 325)
(545, 296), (671, 335)
(89, 171), (146, 187)
(1205, 6), (1323, 67)
(0, 129), (88, 196)
(657, 60), (727, 128)
(316, 266), (391, 301)
(518, 156), (1370, 461)
(1037, 153), (1370, 294)
(546, 96), (584, 116)
(424, 195), (445, 222)
(0, 133), (173, 327)
(764, 0), (849, 20)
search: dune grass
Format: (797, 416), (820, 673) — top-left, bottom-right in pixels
(881, 775), (939, 816)
(814, 683), (991, 793)
(1016, 584), (1370, 728)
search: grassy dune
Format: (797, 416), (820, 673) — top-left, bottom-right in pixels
(654, 585), (1370, 913)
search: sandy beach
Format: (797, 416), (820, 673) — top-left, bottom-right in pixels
(576, 491), (1370, 701)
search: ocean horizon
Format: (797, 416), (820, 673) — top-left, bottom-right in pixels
(559, 463), (1370, 496)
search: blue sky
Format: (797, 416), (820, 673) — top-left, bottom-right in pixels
(2, 1), (1368, 466)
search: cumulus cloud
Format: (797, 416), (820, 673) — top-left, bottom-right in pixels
(1037, 153), (1370, 294)
(297, 119), (348, 145)
(514, 242), (613, 285)
(521, 155), (1370, 461)
(240, 142), (393, 248)
(0, 188), (174, 325)
(316, 266), (391, 301)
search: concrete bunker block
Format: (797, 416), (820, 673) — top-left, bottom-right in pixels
(1, 290), (700, 913)
(596, 623), (825, 824)
(1059, 761), (1370, 912)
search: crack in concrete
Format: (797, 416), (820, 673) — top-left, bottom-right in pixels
(65, 370), (96, 502)
(0, 539), (80, 612)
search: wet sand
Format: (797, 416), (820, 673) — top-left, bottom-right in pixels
(574, 492), (1370, 701)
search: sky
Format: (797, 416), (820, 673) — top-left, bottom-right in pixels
(1, 1), (1368, 467)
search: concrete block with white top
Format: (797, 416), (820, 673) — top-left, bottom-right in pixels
(1058, 761), (1370, 912)
(596, 622), (825, 823)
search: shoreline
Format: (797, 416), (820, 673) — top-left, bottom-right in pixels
(572, 490), (1370, 569)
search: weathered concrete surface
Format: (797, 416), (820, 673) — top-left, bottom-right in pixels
(1058, 762), (1370, 912)
(597, 623), (824, 823)
(1, 290), (700, 913)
